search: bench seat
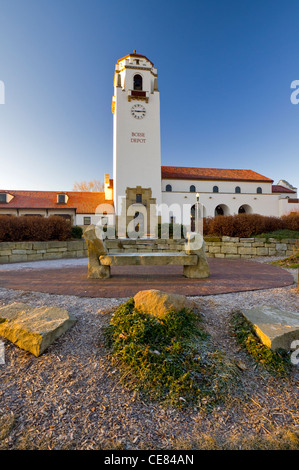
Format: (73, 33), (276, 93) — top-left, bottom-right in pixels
(99, 252), (198, 266)
(83, 226), (210, 280)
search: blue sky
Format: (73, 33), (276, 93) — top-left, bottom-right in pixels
(0, 0), (298, 191)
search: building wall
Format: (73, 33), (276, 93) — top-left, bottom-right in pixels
(161, 190), (280, 223)
(279, 198), (299, 216)
(162, 179), (272, 194)
(76, 212), (115, 227)
(0, 208), (76, 224)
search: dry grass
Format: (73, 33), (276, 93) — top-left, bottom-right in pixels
(174, 427), (299, 450)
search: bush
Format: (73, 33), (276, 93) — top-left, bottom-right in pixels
(281, 213), (299, 231)
(71, 226), (83, 239)
(0, 216), (72, 242)
(203, 213), (298, 238)
(105, 299), (240, 408)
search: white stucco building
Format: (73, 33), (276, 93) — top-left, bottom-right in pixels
(1, 51), (298, 230)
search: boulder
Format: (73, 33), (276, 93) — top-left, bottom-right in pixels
(183, 233), (210, 279)
(0, 302), (76, 356)
(134, 289), (191, 319)
(241, 305), (299, 351)
(83, 225), (110, 279)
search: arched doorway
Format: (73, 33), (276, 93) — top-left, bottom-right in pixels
(238, 204), (253, 214)
(215, 204), (229, 216)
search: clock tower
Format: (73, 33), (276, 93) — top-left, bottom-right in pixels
(112, 52), (162, 220)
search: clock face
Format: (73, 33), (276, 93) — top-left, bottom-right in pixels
(131, 104), (146, 119)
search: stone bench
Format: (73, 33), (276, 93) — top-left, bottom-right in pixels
(83, 226), (210, 280)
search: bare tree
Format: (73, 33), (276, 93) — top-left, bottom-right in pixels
(73, 180), (104, 192)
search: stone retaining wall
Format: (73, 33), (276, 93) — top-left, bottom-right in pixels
(0, 237), (297, 264)
(105, 238), (187, 253)
(204, 236), (298, 259)
(105, 237), (298, 258)
(0, 240), (88, 264)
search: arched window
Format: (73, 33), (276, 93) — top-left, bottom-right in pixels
(213, 186), (219, 193)
(235, 186), (241, 193)
(190, 185), (196, 192)
(166, 184), (172, 192)
(257, 187), (262, 194)
(133, 74), (143, 91)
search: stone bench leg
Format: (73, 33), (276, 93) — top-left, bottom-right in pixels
(88, 263), (111, 279)
(183, 243), (210, 279)
(183, 261), (210, 279)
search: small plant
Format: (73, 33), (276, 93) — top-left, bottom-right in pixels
(255, 229), (299, 241)
(231, 312), (292, 376)
(105, 299), (240, 408)
(271, 252), (299, 269)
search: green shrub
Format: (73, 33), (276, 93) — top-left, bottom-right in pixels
(71, 226), (83, 239)
(105, 299), (240, 408)
(231, 312), (292, 376)
(255, 229), (299, 240)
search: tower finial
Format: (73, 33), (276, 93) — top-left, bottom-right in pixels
(133, 49), (136, 54)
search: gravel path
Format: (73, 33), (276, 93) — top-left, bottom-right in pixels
(0, 257), (298, 450)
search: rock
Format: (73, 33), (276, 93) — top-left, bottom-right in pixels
(0, 302), (76, 356)
(183, 233), (210, 279)
(83, 225), (109, 279)
(134, 289), (191, 318)
(241, 305), (299, 351)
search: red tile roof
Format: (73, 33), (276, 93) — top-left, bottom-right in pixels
(272, 185), (296, 194)
(0, 190), (114, 214)
(161, 166), (273, 183)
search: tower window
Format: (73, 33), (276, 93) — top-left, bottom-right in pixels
(166, 184), (172, 192)
(235, 186), (241, 193)
(136, 193), (142, 203)
(190, 185), (196, 192)
(133, 74), (143, 91)
(257, 187), (262, 194)
(213, 186), (219, 193)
